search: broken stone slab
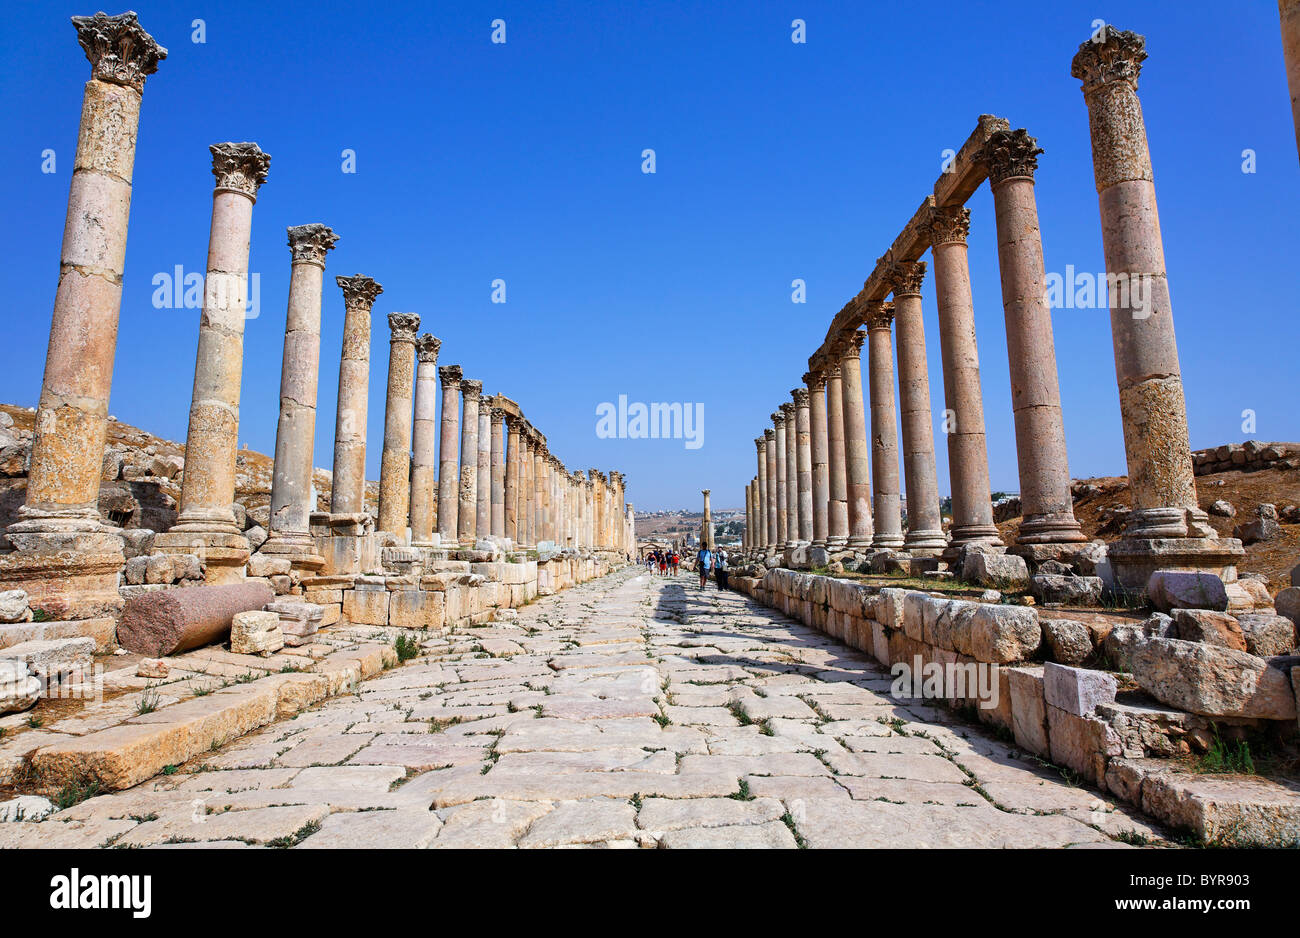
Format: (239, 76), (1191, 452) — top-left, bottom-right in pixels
(0, 590), (29, 624)
(264, 600), (324, 647)
(3, 637), (95, 683)
(968, 604), (1040, 663)
(118, 581), (275, 657)
(1146, 570), (1228, 613)
(0, 659), (41, 714)
(0, 795), (54, 822)
(230, 610), (285, 656)
(1129, 637), (1297, 720)
(1132, 762), (1300, 847)
(1235, 613), (1297, 658)
(962, 551), (1028, 588)
(1040, 618), (1093, 665)
(1031, 574), (1103, 606)
(1172, 609), (1246, 652)
(136, 658), (169, 679)
(1042, 662), (1117, 717)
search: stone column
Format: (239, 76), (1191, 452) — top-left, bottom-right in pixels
(408, 334), (441, 544)
(805, 373), (829, 551)
(435, 365), (462, 543)
(979, 129), (1085, 548)
(533, 448), (546, 545)
(476, 407), (492, 538)
(456, 380), (482, 546)
(825, 364), (849, 549)
(1072, 29), (1239, 586)
(772, 411), (788, 549)
(328, 275), (382, 516)
(841, 329), (883, 548)
(155, 142), (271, 581)
(792, 390), (813, 546)
(504, 415), (520, 541)
(887, 261), (947, 555)
(782, 403), (800, 546)
(862, 312), (903, 548)
(927, 206), (1002, 553)
(517, 433), (531, 546)
(755, 437), (769, 549)
(491, 408), (506, 538)
(8, 13), (166, 561)
(262, 224), (338, 566)
(763, 428), (778, 553)
(702, 489), (714, 549)
(1283, 0), (1300, 161)
(375, 313), (420, 540)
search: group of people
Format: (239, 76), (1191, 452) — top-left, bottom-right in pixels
(694, 546), (729, 591)
(645, 548), (680, 577)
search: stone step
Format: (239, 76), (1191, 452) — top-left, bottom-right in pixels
(25, 641), (396, 793)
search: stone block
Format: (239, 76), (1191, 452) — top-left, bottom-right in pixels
(1146, 570), (1228, 613)
(389, 589), (445, 630)
(230, 610), (285, 656)
(343, 586), (390, 626)
(1005, 665), (1050, 757)
(3, 637), (95, 683)
(1031, 574), (1103, 606)
(0, 660), (40, 714)
(1172, 609), (1246, 652)
(265, 601), (324, 647)
(1234, 613), (1297, 657)
(962, 551), (1028, 588)
(1040, 618), (1093, 665)
(0, 590), (29, 624)
(969, 604), (1040, 663)
(1042, 662), (1117, 717)
(1129, 637), (1297, 720)
(1046, 705), (1119, 786)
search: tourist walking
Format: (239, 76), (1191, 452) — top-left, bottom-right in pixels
(715, 551), (729, 591)
(696, 546), (713, 589)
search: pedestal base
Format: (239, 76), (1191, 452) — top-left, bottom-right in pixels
(309, 512), (380, 576)
(258, 533), (326, 574)
(154, 529), (250, 585)
(1015, 511), (1087, 545)
(0, 548), (125, 621)
(1107, 536), (1245, 592)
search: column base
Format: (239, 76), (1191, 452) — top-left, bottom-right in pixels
(6, 508), (125, 555)
(1014, 511), (1087, 546)
(154, 529), (250, 585)
(0, 548), (125, 621)
(1122, 505), (1217, 540)
(903, 529), (948, 555)
(869, 534), (905, 549)
(1107, 536), (1245, 592)
(825, 535), (848, 550)
(257, 533), (326, 573)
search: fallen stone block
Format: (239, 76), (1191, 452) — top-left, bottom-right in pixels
(118, 581), (275, 657)
(136, 658), (169, 679)
(1172, 608), (1246, 652)
(962, 551), (1028, 588)
(1140, 769), (1300, 847)
(0, 660), (40, 714)
(1129, 637), (1297, 720)
(230, 610), (285, 656)
(1235, 613), (1297, 658)
(2, 637), (95, 683)
(1146, 570), (1228, 613)
(264, 600), (324, 647)
(1042, 662), (1117, 717)
(969, 604), (1040, 663)
(1040, 618), (1093, 665)
(1031, 574), (1103, 606)
(0, 590), (29, 624)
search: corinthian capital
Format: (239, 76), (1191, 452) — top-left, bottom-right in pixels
(978, 129), (1043, 186)
(337, 274), (383, 309)
(803, 370), (826, 392)
(791, 388), (810, 407)
(386, 312), (420, 342)
(886, 259), (927, 297)
(416, 333), (441, 363)
(926, 206), (971, 246)
(210, 142), (271, 201)
(764, 428), (775, 442)
(755, 437), (767, 452)
(438, 364), (463, 388)
(1071, 28), (1146, 94)
(461, 380), (483, 401)
(72, 11), (167, 93)
(840, 327), (871, 354)
(771, 411), (785, 428)
(779, 402), (795, 419)
(287, 224), (339, 267)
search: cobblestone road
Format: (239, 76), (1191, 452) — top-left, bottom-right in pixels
(8, 567), (1163, 848)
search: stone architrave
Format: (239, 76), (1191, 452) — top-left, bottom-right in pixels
(886, 259), (946, 554)
(926, 205), (1002, 553)
(262, 223), (338, 568)
(408, 334), (441, 545)
(328, 275), (382, 516)
(375, 313), (420, 540)
(1072, 29), (1242, 587)
(979, 128), (1085, 548)
(457, 380), (482, 545)
(824, 364), (849, 550)
(155, 142), (271, 582)
(436, 366), (462, 543)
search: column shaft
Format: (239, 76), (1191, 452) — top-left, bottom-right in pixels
(491, 410), (506, 538)
(805, 375), (829, 549)
(764, 429), (778, 552)
(755, 438), (769, 549)
(825, 365), (849, 548)
(476, 405), (491, 539)
(457, 381), (482, 545)
(504, 418), (520, 541)
(376, 313), (421, 539)
(792, 390), (813, 545)
(408, 335), (440, 543)
(329, 276), (382, 516)
(843, 330), (882, 548)
(435, 366), (462, 542)
(773, 413), (788, 549)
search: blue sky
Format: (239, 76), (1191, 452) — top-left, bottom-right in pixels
(0, 1), (1294, 513)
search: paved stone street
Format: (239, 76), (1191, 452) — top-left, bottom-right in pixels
(7, 569), (1164, 849)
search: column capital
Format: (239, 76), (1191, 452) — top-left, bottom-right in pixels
(438, 364), (463, 388)
(926, 205), (972, 246)
(72, 11), (167, 93)
(702, 489), (710, 496)
(791, 387), (810, 407)
(978, 129), (1043, 186)
(824, 362), (842, 380)
(490, 406), (506, 420)
(771, 411), (785, 428)
(386, 312), (420, 342)
(336, 274), (383, 309)
(1071, 28), (1146, 94)
(504, 412), (523, 430)
(416, 333), (441, 363)
(210, 142), (271, 201)
(764, 428), (775, 441)
(461, 379), (483, 401)
(287, 223), (338, 267)
(885, 259), (927, 297)
(779, 401), (795, 419)
(803, 370), (826, 392)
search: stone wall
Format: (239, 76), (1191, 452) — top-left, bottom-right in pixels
(1192, 441), (1300, 476)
